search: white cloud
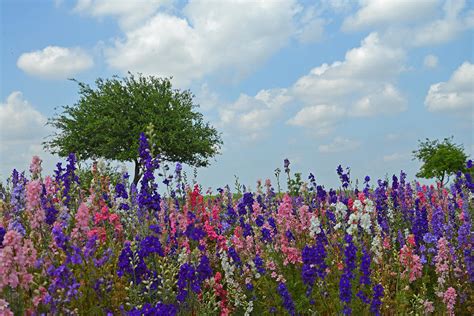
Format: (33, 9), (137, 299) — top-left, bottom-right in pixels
(352, 84), (407, 116)
(383, 152), (409, 162)
(74, 0), (169, 29)
(295, 6), (325, 44)
(17, 46), (93, 79)
(0, 92), (57, 179)
(218, 88), (292, 141)
(424, 54), (439, 68)
(287, 33), (406, 132)
(292, 33), (405, 105)
(425, 61), (474, 111)
(318, 136), (360, 153)
(217, 32), (408, 141)
(411, 0), (473, 46)
(342, 0), (440, 31)
(287, 104), (345, 135)
(321, 0), (354, 14)
(104, 0), (320, 87)
(194, 83), (220, 112)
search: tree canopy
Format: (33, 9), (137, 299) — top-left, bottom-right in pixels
(412, 137), (468, 186)
(44, 73), (222, 185)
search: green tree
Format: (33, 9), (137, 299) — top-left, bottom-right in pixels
(44, 73), (223, 186)
(412, 137), (468, 186)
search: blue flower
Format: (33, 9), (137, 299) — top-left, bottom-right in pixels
(359, 247), (371, 286)
(256, 215), (265, 227)
(139, 235), (164, 257)
(277, 282), (295, 316)
(254, 255), (266, 274)
(0, 226), (5, 247)
(197, 255), (213, 283)
(228, 247), (241, 266)
(370, 284), (384, 316)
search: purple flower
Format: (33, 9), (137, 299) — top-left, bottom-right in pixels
(254, 255), (266, 275)
(52, 225), (69, 252)
(340, 234), (357, 313)
(261, 227), (272, 243)
(139, 235), (164, 257)
(301, 236), (327, 291)
(176, 262), (196, 302)
(197, 255), (213, 282)
(277, 282), (295, 316)
(370, 284), (384, 316)
(0, 227), (5, 247)
(256, 215), (265, 227)
(228, 247), (241, 266)
(359, 247), (371, 286)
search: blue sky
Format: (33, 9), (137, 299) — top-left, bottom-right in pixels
(1, 0), (473, 190)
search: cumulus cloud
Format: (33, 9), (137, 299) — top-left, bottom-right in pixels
(292, 33), (405, 105)
(295, 6), (325, 44)
(104, 0), (322, 87)
(218, 89), (292, 141)
(287, 104), (345, 135)
(216, 32), (409, 141)
(410, 0), (473, 46)
(342, 0), (439, 31)
(352, 84), (407, 117)
(286, 33), (406, 133)
(424, 54), (439, 68)
(425, 61), (474, 111)
(344, 0), (473, 48)
(17, 46), (93, 79)
(74, 0), (169, 29)
(318, 137), (360, 153)
(0, 92), (56, 178)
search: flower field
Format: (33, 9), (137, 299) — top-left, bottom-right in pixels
(0, 134), (473, 315)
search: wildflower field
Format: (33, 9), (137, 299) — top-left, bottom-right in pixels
(0, 134), (473, 316)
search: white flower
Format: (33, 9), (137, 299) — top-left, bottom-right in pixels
(360, 213), (371, 233)
(335, 201), (348, 214)
(353, 200), (363, 211)
(309, 216), (321, 237)
(364, 199), (375, 213)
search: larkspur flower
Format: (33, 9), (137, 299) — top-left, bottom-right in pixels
(277, 282), (295, 316)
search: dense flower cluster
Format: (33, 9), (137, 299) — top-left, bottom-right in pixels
(0, 136), (473, 315)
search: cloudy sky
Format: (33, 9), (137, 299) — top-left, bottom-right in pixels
(1, 0), (473, 190)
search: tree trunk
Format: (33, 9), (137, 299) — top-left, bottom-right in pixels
(133, 158), (141, 187)
(439, 172), (445, 187)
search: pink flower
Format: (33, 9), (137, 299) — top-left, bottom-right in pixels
(26, 179), (45, 229)
(29, 155), (42, 176)
(435, 237), (451, 286)
(0, 299), (13, 316)
(0, 230), (36, 291)
(423, 300), (434, 314)
(72, 202), (90, 240)
(400, 243), (422, 282)
(443, 287), (457, 316)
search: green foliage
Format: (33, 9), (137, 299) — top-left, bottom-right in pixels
(76, 160), (124, 191)
(412, 137), (468, 185)
(287, 172), (303, 196)
(44, 73), (223, 185)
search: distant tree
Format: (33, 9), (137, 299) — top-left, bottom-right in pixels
(44, 73), (223, 186)
(412, 137), (468, 186)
